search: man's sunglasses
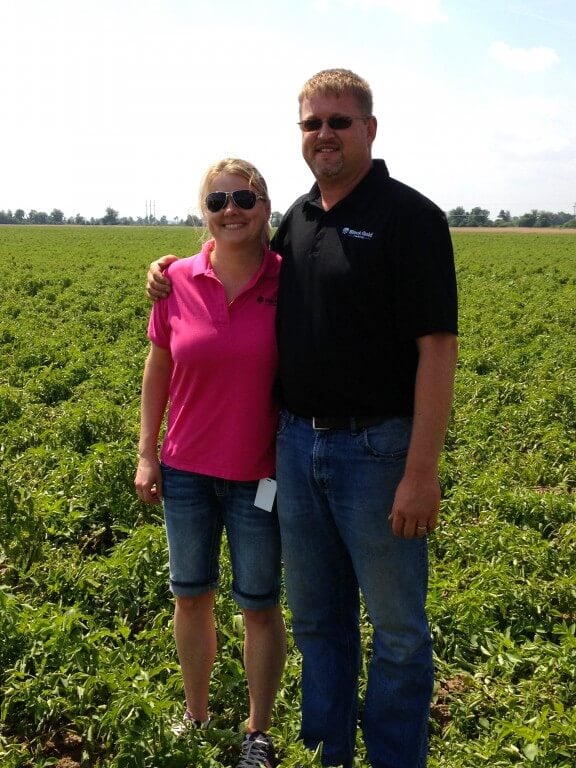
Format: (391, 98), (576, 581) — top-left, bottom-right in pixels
(205, 190), (266, 213)
(297, 116), (370, 132)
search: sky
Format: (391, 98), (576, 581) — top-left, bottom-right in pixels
(1, 0), (575, 221)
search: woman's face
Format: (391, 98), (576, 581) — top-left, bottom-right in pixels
(204, 172), (271, 248)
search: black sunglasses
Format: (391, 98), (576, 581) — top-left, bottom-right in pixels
(297, 115), (370, 132)
(205, 190), (266, 213)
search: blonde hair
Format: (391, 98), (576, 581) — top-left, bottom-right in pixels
(198, 158), (269, 218)
(298, 68), (373, 116)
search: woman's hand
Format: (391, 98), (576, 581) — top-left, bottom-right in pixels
(135, 455), (163, 504)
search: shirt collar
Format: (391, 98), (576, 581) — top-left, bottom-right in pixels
(304, 159), (391, 213)
(190, 240), (215, 276)
(192, 239), (280, 279)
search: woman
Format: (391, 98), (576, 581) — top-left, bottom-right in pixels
(134, 158), (285, 768)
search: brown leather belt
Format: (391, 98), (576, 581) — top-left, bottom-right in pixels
(310, 416), (383, 431)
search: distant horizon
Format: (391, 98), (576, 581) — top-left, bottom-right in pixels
(2, 204), (575, 224)
(2, 195), (575, 225)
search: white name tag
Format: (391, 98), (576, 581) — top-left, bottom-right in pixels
(254, 478), (277, 512)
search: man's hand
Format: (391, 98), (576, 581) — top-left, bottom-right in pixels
(389, 332), (457, 539)
(147, 254), (178, 300)
(388, 470), (441, 539)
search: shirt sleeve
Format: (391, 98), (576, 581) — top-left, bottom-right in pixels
(391, 207), (458, 339)
(147, 298), (171, 349)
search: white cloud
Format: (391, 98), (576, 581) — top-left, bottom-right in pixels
(486, 96), (572, 157)
(489, 41), (560, 73)
(315, 0), (447, 23)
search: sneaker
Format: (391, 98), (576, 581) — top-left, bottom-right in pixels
(235, 730), (278, 768)
(170, 709), (211, 737)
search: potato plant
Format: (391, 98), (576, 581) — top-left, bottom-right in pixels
(0, 226), (575, 767)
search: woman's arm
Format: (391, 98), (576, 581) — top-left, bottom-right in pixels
(134, 343), (173, 504)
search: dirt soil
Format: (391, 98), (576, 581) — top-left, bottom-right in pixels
(450, 227), (576, 234)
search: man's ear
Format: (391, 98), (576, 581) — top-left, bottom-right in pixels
(367, 115), (378, 146)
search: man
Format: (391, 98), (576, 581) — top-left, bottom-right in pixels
(148, 69), (458, 768)
(272, 69), (457, 768)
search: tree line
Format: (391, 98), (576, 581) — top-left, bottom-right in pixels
(0, 207), (181, 226)
(0, 208), (286, 227)
(447, 207), (576, 228)
(0, 206), (574, 228)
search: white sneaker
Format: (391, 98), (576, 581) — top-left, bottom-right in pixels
(170, 710), (211, 737)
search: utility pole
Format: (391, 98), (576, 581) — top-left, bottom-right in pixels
(145, 200), (156, 224)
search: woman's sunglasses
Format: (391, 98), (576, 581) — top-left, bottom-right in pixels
(297, 115), (370, 132)
(205, 190), (266, 213)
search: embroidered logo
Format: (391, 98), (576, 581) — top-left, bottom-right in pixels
(342, 227), (374, 240)
(257, 296), (277, 306)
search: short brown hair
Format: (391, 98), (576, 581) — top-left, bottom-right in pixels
(298, 69), (373, 116)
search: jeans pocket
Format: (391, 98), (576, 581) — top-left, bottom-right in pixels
(361, 417), (412, 459)
(276, 409), (292, 436)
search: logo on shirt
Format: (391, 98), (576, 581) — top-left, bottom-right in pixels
(257, 296), (277, 306)
(342, 227), (374, 240)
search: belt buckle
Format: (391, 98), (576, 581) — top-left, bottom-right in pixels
(312, 416), (329, 430)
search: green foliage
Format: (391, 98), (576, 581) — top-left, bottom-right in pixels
(1, 227), (575, 767)
(446, 208), (575, 229)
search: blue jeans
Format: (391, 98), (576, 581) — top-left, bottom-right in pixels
(161, 465), (282, 609)
(276, 413), (433, 768)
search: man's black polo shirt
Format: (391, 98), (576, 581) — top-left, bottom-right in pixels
(271, 159), (458, 418)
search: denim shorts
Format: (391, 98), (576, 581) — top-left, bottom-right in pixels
(161, 464), (282, 610)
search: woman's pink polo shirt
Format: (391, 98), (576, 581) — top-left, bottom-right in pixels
(148, 240), (280, 481)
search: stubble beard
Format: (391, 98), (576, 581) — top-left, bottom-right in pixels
(311, 154), (344, 180)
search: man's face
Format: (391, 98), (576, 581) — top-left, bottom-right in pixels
(299, 91), (376, 184)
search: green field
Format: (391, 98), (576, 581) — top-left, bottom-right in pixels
(1, 226), (575, 767)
